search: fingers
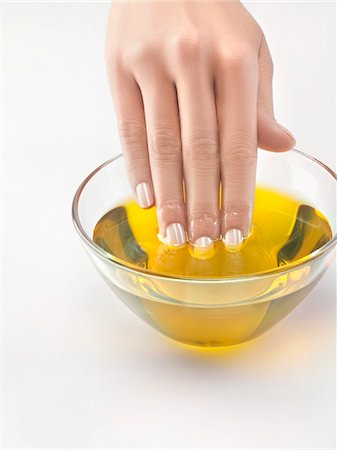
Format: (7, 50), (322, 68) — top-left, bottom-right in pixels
(106, 61), (154, 208)
(258, 35), (296, 152)
(173, 45), (220, 250)
(216, 51), (259, 247)
(108, 34), (295, 252)
(137, 71), (186, 246)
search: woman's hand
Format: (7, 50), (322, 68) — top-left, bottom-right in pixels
(105, 1), (295, 251)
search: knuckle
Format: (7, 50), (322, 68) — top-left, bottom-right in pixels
(223, 137), (256, 171)
(189, 208), (219, 222)
(126, 41), (158, 66)
(185, 134), (219, 163)
(118, 119), (147, 148)
(220, 46), (256, 74)
(225, 151), (256, 172)
(170, 31), (206, 61)
(150, 128), (181, 163)
(156, 198), (183, 212)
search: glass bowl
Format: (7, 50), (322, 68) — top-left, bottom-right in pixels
(72, 149), (337, 347)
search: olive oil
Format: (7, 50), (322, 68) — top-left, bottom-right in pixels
(93, 187), (331, 277)
(92, 187), (332, 346)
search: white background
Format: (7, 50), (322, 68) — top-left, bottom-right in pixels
(2, 1), (336, 449)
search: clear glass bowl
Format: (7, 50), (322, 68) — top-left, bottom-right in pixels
(72, 149), (337, 347)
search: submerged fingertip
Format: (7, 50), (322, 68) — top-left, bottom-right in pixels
(222, 228), (244, 252)
(191, 236), (215, 259)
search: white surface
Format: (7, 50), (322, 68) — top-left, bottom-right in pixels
(2, 2), (336, 449)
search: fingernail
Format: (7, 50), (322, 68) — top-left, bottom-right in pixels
(136, 182), (153, 208)
(192, 236), (214, 259)
(194, 236), (213, 248)
(223, 228), (243, 252)
(165, 223), (186, 247)
(276, 123), (295, 141)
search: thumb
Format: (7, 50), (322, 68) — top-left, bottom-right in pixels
(257, 35), (296, 152)
(258, 110), (296, 152)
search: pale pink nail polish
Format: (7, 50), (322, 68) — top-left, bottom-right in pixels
(165, 223), (186, 247)
(192, 236), (214, 259)
(136, 182), (154, 208)
(223, 228), (243, 252)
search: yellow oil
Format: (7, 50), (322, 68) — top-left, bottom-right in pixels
(92, 187), (332, 346)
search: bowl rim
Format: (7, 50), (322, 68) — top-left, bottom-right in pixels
(72, 148), (337, 283)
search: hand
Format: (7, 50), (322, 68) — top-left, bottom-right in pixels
(105, 1), (295, 251)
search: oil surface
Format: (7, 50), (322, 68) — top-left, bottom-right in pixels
(93, 187), (332, 277)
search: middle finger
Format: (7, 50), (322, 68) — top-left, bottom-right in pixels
(173, 44), (220, 250)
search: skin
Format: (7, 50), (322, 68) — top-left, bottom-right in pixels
(105, 0), (296, 250)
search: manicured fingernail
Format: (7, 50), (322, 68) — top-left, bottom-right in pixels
(165, 223), (186, 247)
(136, 182), (153, 208)
(276, 123), (295, 141)
(194, 236), (213, 248)
(192, 236), (214, 259)
(223, 228), (243, 252)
